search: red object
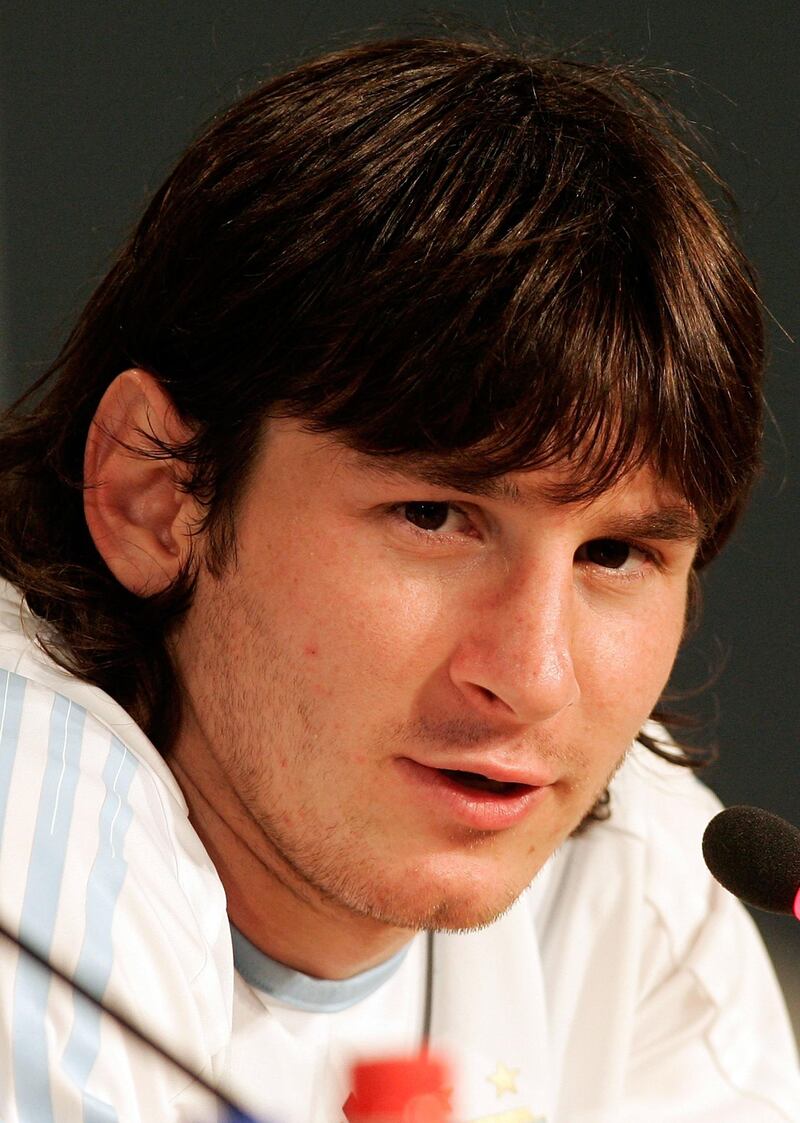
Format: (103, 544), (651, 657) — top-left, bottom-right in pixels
(793, 885), (800, 921)
(345, 1055), (451, 1123)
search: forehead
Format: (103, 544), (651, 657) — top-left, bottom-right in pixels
(258, 420), (704, 543)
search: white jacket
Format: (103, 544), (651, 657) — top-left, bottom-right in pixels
(0, 582), (796, 1122)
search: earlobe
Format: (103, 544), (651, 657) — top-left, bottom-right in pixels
(83, 369), (200, 596)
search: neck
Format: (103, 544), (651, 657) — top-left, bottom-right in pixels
(168, 751), (414, 980)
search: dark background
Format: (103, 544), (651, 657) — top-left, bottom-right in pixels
(1, 2), (798, 1032)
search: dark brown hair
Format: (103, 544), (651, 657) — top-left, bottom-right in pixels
(0, 35), (764, 755)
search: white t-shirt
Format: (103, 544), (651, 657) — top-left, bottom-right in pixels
(0, 582), (797, 1122)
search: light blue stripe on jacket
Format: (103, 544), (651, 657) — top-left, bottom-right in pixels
(0, 669), (28, 834)
(61, 735), (138, 1122)
(0, 669), (28, 1101)
(12, 692), (86, 1122)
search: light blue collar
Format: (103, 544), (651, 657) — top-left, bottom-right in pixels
(230, 923), (411, 1013)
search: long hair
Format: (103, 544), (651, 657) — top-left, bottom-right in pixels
(0, 36), (764, 754)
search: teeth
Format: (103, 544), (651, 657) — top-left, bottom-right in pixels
(440, 769), (519, 794)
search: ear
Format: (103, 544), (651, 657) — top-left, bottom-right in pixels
(83, 369), (201, 596)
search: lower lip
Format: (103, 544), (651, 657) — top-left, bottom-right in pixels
(396, 758), (550, 831)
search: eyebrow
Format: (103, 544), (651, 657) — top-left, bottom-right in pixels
(587, 509), (702, 543)
(355, 455), (703, 542)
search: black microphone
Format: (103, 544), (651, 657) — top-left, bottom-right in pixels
(702, 805), (800, 919)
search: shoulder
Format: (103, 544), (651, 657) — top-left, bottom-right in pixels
(529, 731), (799, 1117)
(600, 731), (725, 943)
(534, 730), (728, 962)
(529, 727), (750, 1008)
(0, 586), (232, 1062)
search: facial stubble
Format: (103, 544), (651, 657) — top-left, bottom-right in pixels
(178, 572), (624, 936)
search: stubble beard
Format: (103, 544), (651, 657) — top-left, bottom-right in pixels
(234, 717), (619, 935)
(184, 577), (625, 936)
(243, 761), (619, 934)
(248, 795), (532, 933)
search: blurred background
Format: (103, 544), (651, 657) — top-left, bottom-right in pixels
(1, 1), (798, 1038)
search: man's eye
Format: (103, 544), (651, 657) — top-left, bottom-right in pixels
(576, 538), (645, 570)
(402, 502), (455, 532)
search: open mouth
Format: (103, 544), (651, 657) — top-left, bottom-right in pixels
(438, 769), (530, 796)
(398, 758), (546, 829)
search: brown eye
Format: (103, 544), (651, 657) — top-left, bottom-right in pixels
(578, 538), (632, 569)
(403, 502), (451, 531)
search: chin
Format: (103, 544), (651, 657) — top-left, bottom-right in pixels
(331, 863), (531, 934)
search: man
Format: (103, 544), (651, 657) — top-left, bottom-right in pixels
(0, 34), (796, 1122)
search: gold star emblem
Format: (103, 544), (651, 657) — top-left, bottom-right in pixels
(487, 1061), (520, 1098)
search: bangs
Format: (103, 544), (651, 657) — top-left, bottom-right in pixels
(282, 159), (759, 553)
(247, 49), (763, 562)
(77, 41), (761, 567)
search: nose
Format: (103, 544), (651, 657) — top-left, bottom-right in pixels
(448, 562), (580, 724)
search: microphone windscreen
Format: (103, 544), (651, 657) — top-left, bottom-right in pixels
(702, 805), (800, 915)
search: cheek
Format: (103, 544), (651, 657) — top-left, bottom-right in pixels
(584, 598), (686, 727)
(270, 545), (452, 697)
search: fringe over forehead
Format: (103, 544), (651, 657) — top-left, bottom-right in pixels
(36, 37), (765, 566)
(259, 41), (762, 558)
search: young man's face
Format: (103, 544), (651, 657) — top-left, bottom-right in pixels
(171, 419), (699, 932)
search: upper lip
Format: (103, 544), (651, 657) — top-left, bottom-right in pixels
(404, 755), (556, 788)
